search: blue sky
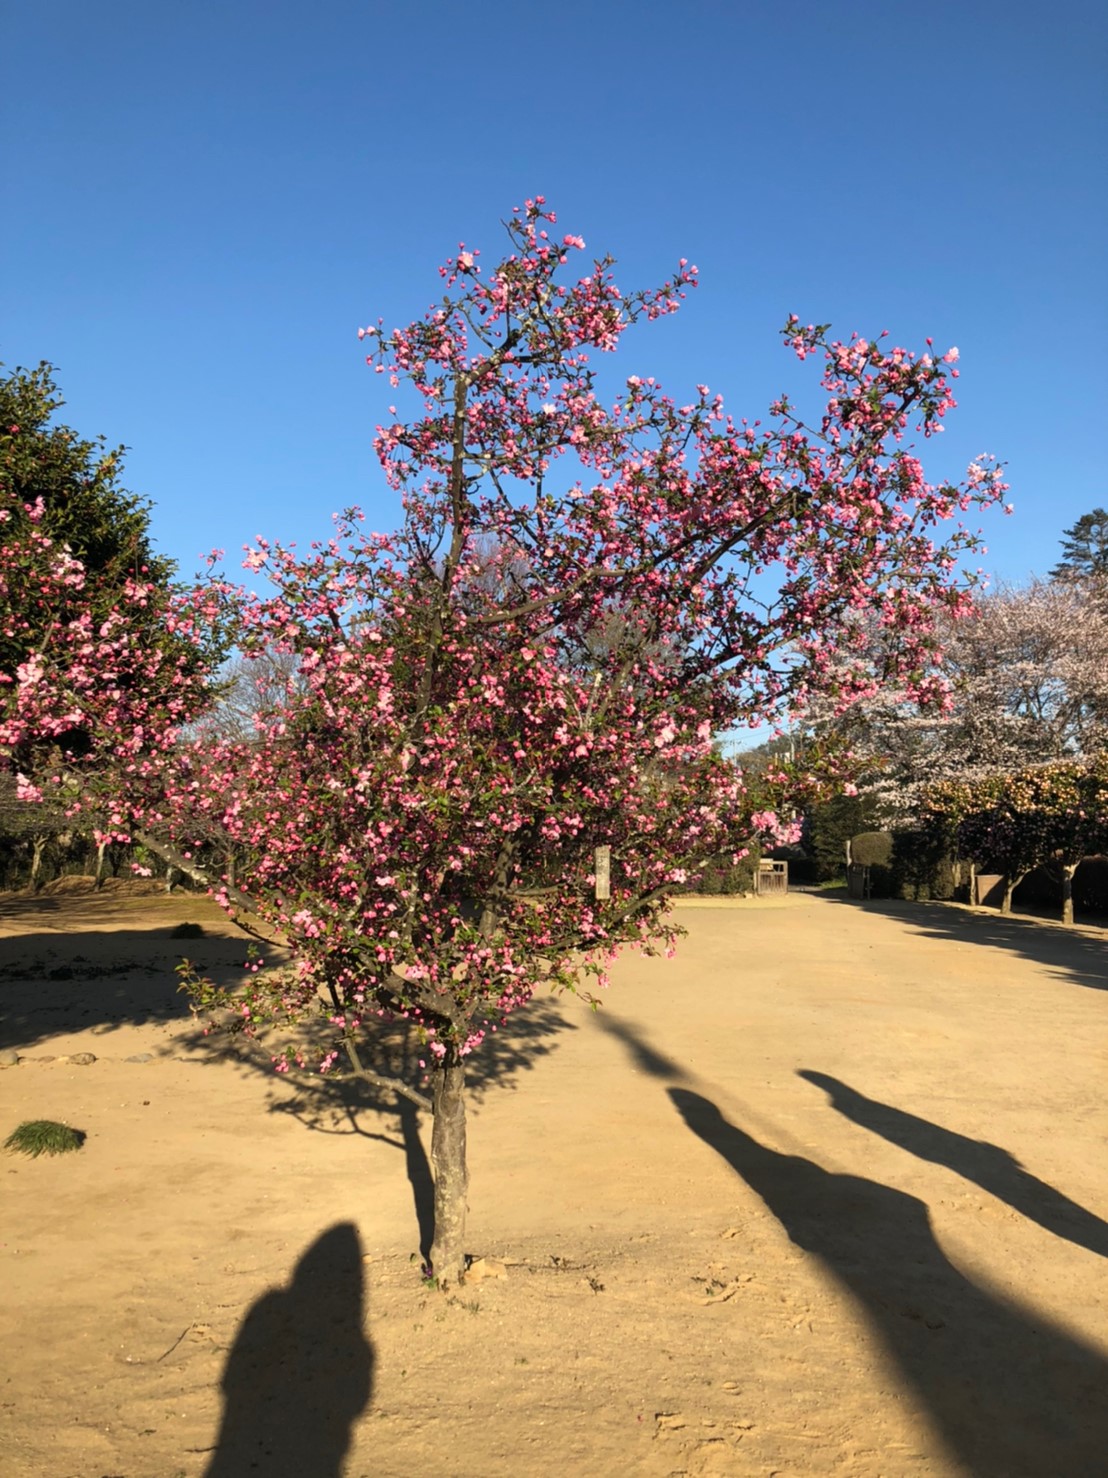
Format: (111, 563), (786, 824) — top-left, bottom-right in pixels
(3, 0), (1105, 586)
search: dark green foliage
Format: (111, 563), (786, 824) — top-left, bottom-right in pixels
(850, 831), (894, 867)
(0, 363), (228, 737)
(847, 828), (960, 901)
(1074, 858), (1108, 914)
(847, 830), (893, 897)
(890, 830), (958, 901)
(4, 1120), (85, 1156)
(771, 844), (815, 883)
(1, 363), (229, 866)
(805, 793), (877, 881)
(1051, 507), (1108, 580)
(0, 363), (177, 676)
(1013, 859), (1108, 917)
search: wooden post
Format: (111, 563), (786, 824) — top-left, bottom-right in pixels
(594, 845), (611, 900)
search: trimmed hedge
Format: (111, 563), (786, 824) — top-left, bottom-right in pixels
(848, 829), (960, 901)
(850, 831), (893, 867)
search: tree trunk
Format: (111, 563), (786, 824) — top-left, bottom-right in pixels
(1061, 863), (1077, 925)
(94, 840), (108, 890)
(1001, 877), (1015, 915)
(428, 1048), (468, 1287)
(30, 836), (48, 891)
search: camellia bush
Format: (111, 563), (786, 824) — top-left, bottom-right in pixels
(924, 758), (1108, 921)
(2, 201), (1006, 1283)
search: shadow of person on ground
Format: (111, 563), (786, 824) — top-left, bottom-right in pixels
(670, 1088), (1108, 1478)
(205, 1222), (373, 1477)
(816, 891), (1108, 992)
(799, 1070), (1108, 1260)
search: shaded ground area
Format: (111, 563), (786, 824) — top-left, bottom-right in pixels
(821, 891), (1108, 994)
(0, 886), (1105, 1476)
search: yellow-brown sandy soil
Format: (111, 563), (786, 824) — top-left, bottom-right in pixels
(1, 882), (1105, 1476)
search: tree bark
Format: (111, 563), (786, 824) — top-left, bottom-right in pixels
(1061, 863), (1076, 925)
(30, 835), (47, 891)
(428, 1047), (468, 1287)
(1001, 877), (1015, 915)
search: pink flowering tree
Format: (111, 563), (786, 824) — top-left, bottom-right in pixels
(2, 202), (1006, 1283)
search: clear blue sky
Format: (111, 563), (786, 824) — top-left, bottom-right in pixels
(3, 0), (1105, 585)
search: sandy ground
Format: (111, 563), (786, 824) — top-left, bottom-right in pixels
(0, 881), (1105, 1478)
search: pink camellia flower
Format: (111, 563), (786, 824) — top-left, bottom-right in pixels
(15, 773), (42, 803)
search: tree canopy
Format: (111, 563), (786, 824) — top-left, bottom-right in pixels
(1, 203), (1007, 1283)
(0, 361), (223, 782)
(815, 578), (1108, 822)
(1051, 507), (1108, 580)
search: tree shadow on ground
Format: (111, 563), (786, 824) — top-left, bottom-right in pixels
(204, 1221), (373, 1478)
(176, 995), (576, 1264)
(0, 922), (263, 1052)
(798, 1070), (1108, 1260)
(817, 892), (1108, 992)
(670, 1088), (1108, 1478)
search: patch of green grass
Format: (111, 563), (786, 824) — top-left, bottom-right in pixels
(4, 1120), (86, 1157)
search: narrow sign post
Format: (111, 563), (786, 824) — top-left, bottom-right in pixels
(594, 845), (611, 900)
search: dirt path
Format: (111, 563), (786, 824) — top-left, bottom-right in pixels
(1, 885), (1105, 1477)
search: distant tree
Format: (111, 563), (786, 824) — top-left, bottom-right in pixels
(923, 757), (1108, 922)
(0, 362), (177, 623)
(1051, 508), (1108, 580)
(0, 774), (68, 889)
(0, 362), (224, 795)
(805, 791), (877, 881)
(823, 579), (1108, 822)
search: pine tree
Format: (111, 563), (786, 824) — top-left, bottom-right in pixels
(1051, 508), (1108, 579)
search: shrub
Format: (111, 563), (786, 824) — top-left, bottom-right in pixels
(890, 830), (959, 901)
(690, 852), (760, 895)
(850, 831), (893, 867)
(805, 794), (877, 881)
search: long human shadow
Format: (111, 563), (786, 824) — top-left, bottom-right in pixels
(670, 1089), (1108, 1478)
(205, 1222), (373, 1477)
(799, 1070), (1108, 1260)
(818, 891), (1108, 992)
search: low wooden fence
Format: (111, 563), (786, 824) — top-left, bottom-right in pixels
(755, 860), (788, 896)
